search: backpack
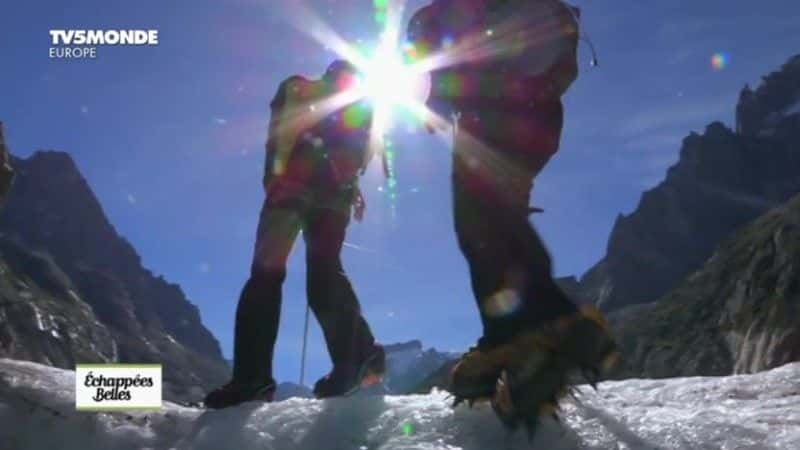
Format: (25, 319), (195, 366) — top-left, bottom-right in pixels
(264, 76), (374, 188)
(408, 0), (581, 108)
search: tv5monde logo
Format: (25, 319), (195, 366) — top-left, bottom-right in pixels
(75, 364), (162, 411)
(48, 29), (159, 59)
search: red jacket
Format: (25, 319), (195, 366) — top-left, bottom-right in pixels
(264, 76), (373, 199)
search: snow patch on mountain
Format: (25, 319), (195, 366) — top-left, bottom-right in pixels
(383, 341), (460, 394)
(785, 98), (800, 116)
(1, 358), (799, 449)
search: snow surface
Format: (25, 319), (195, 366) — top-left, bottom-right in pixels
(1, 358), (799, 450)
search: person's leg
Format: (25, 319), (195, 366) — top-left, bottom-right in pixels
(452, 112), (545, 348)
(454, 106), (578, 345)
(449, 132), (533, 399)
(448, 111), (580, 400)
(498, 171), (578, 328)
(303, 204), (376, 368)
(451, 153), (508, 348)
(231, 201), (302, 385)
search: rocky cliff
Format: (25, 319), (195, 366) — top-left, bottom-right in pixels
(383, 340), (459, 394)
(609, 192), (800, 379)
(581, 55), (800, 311)
(0, 150), (229, 401)
(0, 123), (15, 203)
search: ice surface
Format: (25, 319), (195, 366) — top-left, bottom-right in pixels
(1, 358), (799, 450)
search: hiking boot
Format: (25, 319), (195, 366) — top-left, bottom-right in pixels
(452, 306), (618, 404)
(450, 332), (559, 403)
(490, 307), (620, 433)
(555, 306), (620, 385)
(203, 380), (276, 409)
(313, 344), (386, 398)
(450, 345), (505, 402)
(501, 306), (619, 388)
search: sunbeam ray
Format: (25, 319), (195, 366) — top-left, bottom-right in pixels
(275, 0), (549, 202)
(409, 6), (568, 76)
(271, 87), (363, 176)
(282, 0), (370, 68)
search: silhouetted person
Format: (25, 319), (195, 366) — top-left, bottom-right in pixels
(205, 61), (384, 409)
(406, 0), (617, 414)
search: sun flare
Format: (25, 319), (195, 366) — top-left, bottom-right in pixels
(356, 41), (430, 115)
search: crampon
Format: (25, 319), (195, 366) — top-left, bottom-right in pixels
(488, 307), (621, 438)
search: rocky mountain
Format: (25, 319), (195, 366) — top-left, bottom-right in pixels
(274, 382), (313, 401)
(609, 192), (800, 379)
(0, 150), (229, 401)
(266, 340), (460, 399)
(0, 123), (15, 203)
(579, 55), (800, 311)
(382, 340), (459, 394)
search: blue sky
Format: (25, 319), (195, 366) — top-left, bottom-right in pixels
(1, 0), (799, 385)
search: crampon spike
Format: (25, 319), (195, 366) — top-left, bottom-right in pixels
(494, 406), (520, 431)
(491, 370), (519, 430)
(566, 386), (581, 403)
(582, 367), (599, 390)
(524, 417), (539, 442)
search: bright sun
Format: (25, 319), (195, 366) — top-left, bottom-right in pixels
(280, 2), (435, 138)
(359, 46), (428, 109)
(353, 37), (430, 129)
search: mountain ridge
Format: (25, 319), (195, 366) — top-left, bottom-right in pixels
(579, 54), (800, 312)
(0, 150), (229, 401)
(608, 191), (800, 379)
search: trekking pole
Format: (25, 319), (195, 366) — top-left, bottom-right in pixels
(299, 303), (310, 386)
(450, 111), (461, 146)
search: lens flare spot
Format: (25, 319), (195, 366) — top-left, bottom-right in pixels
(343, 104), (370, 129)
(442, 35), (455, 49)
(401, 421), (415, 437)
(439, 73), (464, 97)
(484, 288), (522, 317)
(711, 52), (730, 71)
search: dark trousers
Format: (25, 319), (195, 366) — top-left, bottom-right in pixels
(231, 189), (376, 385)
(451, 114), (577, 349)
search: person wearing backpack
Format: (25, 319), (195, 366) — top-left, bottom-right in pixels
(406, 0), (618, 430)
(204, 60), (385, 409)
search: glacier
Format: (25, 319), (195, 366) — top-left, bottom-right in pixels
(1, 358), (799, 450)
